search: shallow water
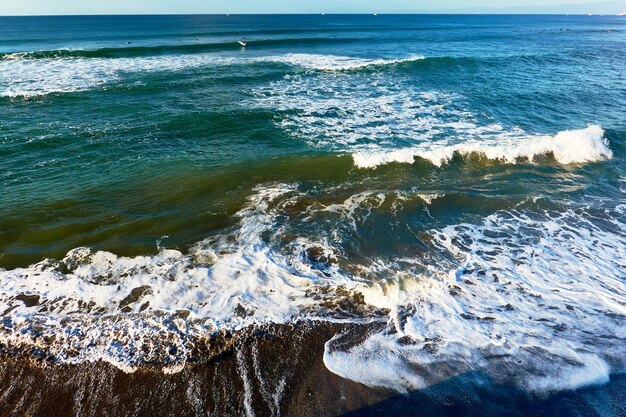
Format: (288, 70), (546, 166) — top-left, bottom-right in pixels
(0, 14), (625, 394)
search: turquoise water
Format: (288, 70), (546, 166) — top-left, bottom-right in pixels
(0, 15), (625, 395)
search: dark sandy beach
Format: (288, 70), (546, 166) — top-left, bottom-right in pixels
(1, 321), (624, 417)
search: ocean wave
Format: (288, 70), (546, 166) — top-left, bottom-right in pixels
(271, 53), (425, 71)
(325, 205), (626, 393)
(0, 52), (423, 98)
(253, 70), (613, 170)
(352, 125), (612, 168)
(0, 184), (384, 371)
(1, 183), (625, 393)
(0, 184), (333, 323)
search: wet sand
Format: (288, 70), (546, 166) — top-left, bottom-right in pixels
(0, 321), (624, 417)
(0, 321), (392, 416)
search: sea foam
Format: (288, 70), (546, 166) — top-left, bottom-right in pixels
(324, 206), (626, 393)
(0, 52), (422, 98)
(1, 184), (624, 393)
(352, 125), (612, 168)
(253, 67), (612, 170)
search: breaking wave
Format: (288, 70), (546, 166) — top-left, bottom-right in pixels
(325, 204), (626, 393)
(0, 52), (423, 98)
(1, 183), (624, 394)
(268, 53), (424, 71)
(253, 69), (612, 170)
(352, 125), (612, 168)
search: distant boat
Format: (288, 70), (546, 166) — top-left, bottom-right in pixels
(619, 12), (626, 16)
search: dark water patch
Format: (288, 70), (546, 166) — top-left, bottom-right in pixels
(342, 372), (626, 417)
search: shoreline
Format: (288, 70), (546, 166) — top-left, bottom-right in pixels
(0, 320), (394, 417)
(1, 320), (624, 417)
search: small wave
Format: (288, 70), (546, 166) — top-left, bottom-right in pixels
(0, 52), (424, 98)
(352, 125), (612, 168)
(271, 53), (425, 71)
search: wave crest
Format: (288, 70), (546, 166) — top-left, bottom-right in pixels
(273, 53), (425, 71)
(352, 125), (612, 168)
(0, 52), (424, 98)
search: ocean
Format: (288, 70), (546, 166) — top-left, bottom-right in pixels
(0, 14), (625, 415)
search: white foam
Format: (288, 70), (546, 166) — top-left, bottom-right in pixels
(252, 68), (612, 171)
(0, 52), (423, 98)
(0, 184), (360, 370)
(416, 193), (445, 205)
(324, 206), (626, 392)
(352, 125), (612, 168)
(1, 183), (624, 393)
(324, 332), (427, 394)
(236, 348), (256, 417)
(0, 55), (213, 98)
(322, 191), (388, 230)
(269, 53), (424, 71)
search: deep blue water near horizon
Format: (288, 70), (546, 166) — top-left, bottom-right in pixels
(0, 14), (625, 415)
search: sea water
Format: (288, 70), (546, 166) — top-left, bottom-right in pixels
(0, 14), (624, 394)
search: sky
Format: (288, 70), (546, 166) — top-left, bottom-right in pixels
(0, 0), (624, 15)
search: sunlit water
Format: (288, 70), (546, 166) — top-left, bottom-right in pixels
(0, 14), (625, 395)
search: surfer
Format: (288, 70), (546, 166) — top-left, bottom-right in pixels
(238, 38), (247, 47)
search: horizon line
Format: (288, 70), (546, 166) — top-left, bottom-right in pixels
(0, 12), (623, 17)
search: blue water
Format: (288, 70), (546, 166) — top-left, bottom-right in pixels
(0, 14), (625, 413)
